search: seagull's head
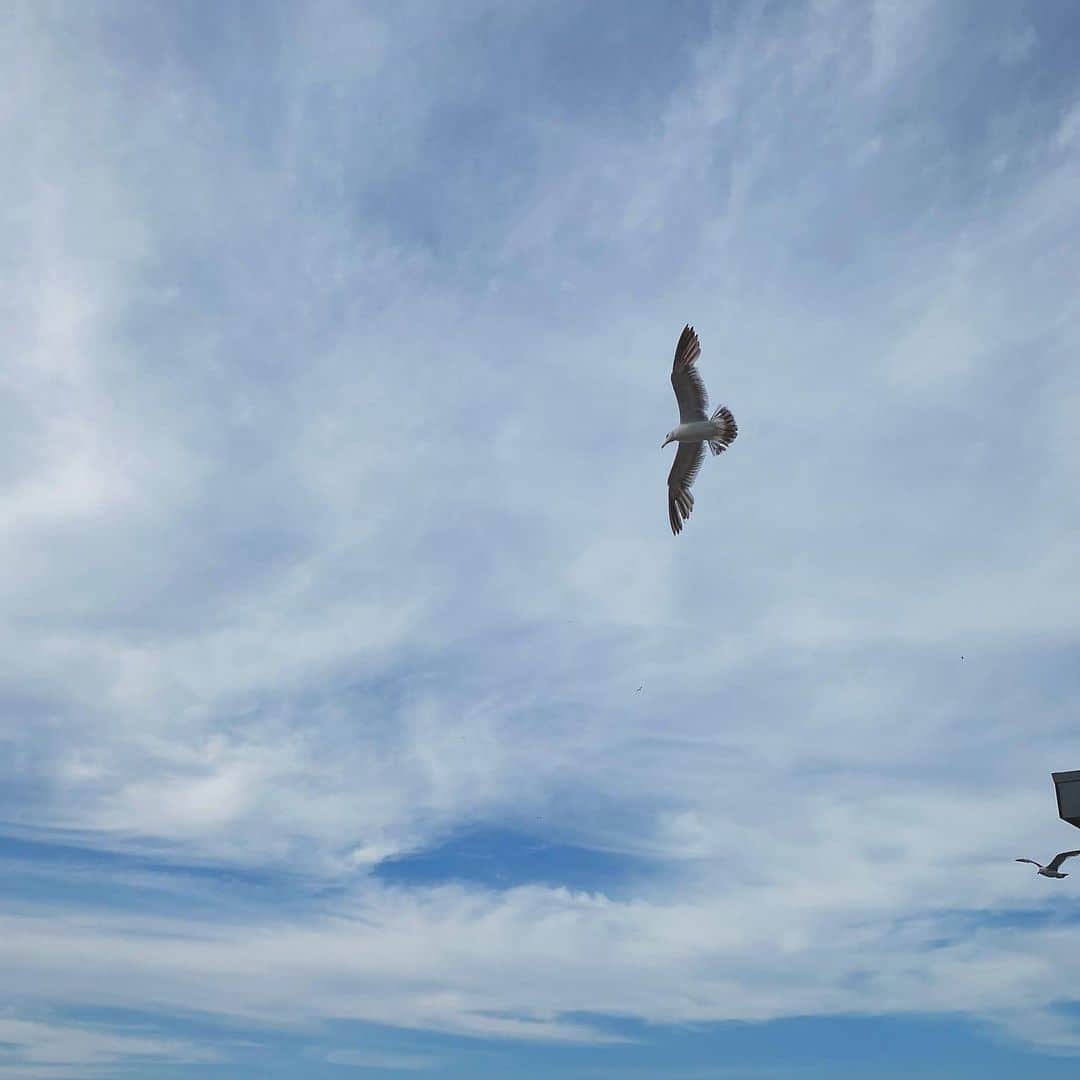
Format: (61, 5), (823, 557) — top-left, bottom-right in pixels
(661, 431), (675, 448)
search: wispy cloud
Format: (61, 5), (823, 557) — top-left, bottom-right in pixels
(0, 1014), (216, 1078)
(325, 1050), (438, 1071)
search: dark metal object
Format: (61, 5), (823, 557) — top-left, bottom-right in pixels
(1052, 771), (1080, 829)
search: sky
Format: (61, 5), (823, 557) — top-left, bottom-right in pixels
(2, 0), (1080, 1076)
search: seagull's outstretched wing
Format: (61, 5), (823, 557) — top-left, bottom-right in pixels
(1046, 850), (1080, 872)
(668, 441), (705, 535)
(671, 324), (708, 423)
(1015, 858), (1042, 867)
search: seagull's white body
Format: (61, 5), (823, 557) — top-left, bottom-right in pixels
(660, 419), (721, 440)
(662, 325), (738, 535)
(667, 420), (722, 443)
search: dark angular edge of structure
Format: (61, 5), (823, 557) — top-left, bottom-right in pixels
(1052, 771), (1080, 829)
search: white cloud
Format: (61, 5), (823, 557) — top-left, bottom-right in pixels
(2, 862), (1080, 1052)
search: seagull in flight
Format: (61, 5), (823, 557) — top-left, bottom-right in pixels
(662, 325), (738, 535)
(1015, 850), (1080, 878)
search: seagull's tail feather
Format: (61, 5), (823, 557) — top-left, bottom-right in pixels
(708, 406), (738, 456)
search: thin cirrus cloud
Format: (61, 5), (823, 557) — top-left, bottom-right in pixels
(1, 0), (1080, 1077)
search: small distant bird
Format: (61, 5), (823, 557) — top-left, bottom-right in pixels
(662, 325), (738, 535)
(635, 685), (643, 693)
(1015, 850), (1080, 878)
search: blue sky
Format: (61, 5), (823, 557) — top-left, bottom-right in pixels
(3, 0), (1080, 1076)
